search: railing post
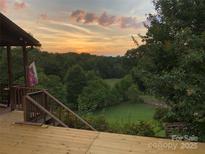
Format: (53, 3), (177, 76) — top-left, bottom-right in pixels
(10, 87), (14, 111)
(43, 92), (47, 123)
(7, 46), (13, 107)
(10, 86), (18, 111)
(23, 96), (27, 122)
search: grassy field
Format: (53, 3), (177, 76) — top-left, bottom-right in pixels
(91, 103), (165, 136)
(93, 103), (155, 124)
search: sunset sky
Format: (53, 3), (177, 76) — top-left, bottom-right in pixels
(0, 0), (155, 56)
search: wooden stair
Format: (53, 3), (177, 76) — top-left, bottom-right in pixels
(23, 90), (96, 131)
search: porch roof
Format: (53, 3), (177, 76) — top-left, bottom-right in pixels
(0, 13), (41, 47)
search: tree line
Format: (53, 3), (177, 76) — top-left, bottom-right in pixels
(0, 48), (140, 111)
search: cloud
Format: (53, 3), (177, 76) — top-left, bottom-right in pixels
(98, 12), (117, 26)
(70, 10), (85, 22)
(84, 12), (97, 24)
(70, 10), (144, 29)
(14, 0), (27, 10)
(0, 0), (7, 12)
(49, 20), (94, 34)
(38, 13), (93, 34)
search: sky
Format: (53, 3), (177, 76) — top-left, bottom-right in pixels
(0, 0), (155, 56)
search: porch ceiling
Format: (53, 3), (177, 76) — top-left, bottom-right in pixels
(0, 13), (41, 47)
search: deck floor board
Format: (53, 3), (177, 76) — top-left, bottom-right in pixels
(0, 111), (204, 154)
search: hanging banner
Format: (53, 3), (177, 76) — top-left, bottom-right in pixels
(28, 61), (38, 87)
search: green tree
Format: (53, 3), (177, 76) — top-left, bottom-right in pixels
(113, 75), (133, 102)
(85, 71), (100, 81)
(65, 65), (87, 110)
(126, 0), (205, 139)
(78, 79), (110, 113)
(127, 84), (143, 104)
(36, 73), (67, 103)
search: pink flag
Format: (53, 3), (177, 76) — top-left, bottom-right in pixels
(28, 62), (38, 87)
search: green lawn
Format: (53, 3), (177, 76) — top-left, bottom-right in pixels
(93, 103), (156, 124)
(91, 103), (165, 137)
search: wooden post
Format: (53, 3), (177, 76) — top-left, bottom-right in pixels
(7, 46), (12, 107)
(23, 96), (27, 121)
(22, 46), (29, 87)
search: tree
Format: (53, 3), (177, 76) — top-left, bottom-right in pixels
(113, 75), (133, 102)
(78, 79), (110, 113)
(145, 0), (205, 122)
(85, 71), (100, 81)
(126, 0), (205, 140)
(37, 73), (67, 103)
(127, 84), (143, 104)
(65, 65), (87, 110)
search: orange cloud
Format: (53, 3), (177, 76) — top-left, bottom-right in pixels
(70, 10), (144, 29)
(14, 0), (27, 10)
(0, 0), (7, 12)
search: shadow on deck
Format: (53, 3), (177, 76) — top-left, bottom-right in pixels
(0, 111), (205, 154)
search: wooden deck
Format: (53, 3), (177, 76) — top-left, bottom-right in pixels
(0, 111), (204, 154)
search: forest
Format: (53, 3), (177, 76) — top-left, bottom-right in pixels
(0, 0), (205, 141)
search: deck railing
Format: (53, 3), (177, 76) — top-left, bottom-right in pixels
(0, 84), (9, 107)
(10, 86), (42, 110)
(165, 122), (188, 137)
(24, 90), (96, 131)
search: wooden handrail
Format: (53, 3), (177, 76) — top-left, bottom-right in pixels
(43, 90), (96, 131)
(24, 89), (96, 131)
(25, 96), (68, 127)
(12, 85), (43, 91)
(27, 91), (44, 96)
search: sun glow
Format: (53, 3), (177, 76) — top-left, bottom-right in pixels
(1, 0), (154, 56)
